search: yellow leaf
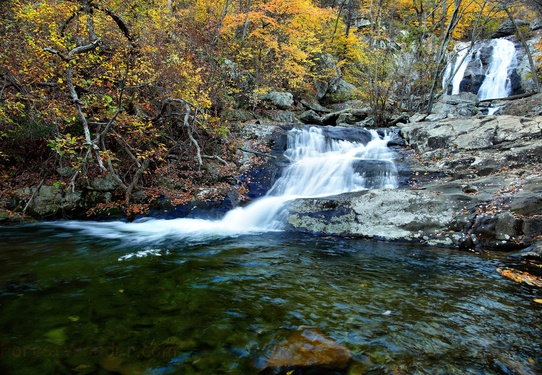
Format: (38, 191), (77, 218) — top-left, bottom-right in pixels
(44, 327), (67, 345)
(497, 267), (542, 288)
(534, 299), (542, 304)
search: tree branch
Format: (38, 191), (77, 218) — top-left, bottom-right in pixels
(184, 102), (203, 166)
(67, 39), (101, 58)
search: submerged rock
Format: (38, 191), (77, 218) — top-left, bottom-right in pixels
(262, 327), (351, 374)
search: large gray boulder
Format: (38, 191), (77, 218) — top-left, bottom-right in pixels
(260, 91), (294, 109)
(287, 188), (472, 247)
(285, 114), (542, 250)
(491, 19), (530, 38)
(400, 115), (542, 154)
(298, 110), (324, 125)
(426, 93), (480, 121)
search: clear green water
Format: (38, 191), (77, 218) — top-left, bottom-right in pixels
(0, 223), (541, 374)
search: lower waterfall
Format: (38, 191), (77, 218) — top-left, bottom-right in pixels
(54, 126), (397, 242)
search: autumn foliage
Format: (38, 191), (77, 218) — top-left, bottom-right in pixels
(0, 0), (538, 217)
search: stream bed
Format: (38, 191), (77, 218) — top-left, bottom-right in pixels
(0, 224), (541, 374)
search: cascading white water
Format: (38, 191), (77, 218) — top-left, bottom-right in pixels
(223, 127), (398, 230)
(477, 38), (518, 100)
(53, 127), (398, 242)
(443, 39), (518, 101)
(442, 46), (473, 95)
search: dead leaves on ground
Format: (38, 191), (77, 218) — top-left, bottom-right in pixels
(497, 267), (542, 288)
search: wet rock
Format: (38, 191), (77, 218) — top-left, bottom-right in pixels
(473, 212), (523, 249)
(509, 179), (542, 216)
(284, 118), (542, 250)
(521, 216), (542, 245)
(262, 327), (351, 374)
(286, 188), (472, 245)
(298, 110), (324, 125)
(515, 240), (542, 261)
(300, 99), (332, 113)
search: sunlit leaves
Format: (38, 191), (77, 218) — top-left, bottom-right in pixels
(221, 0), (339, 93)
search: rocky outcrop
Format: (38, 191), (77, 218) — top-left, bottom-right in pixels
(312, 53), (358, 103)
(425, 93), (480, 121)
(491, 19), (530, 38)
(287, 188), (472, 247)
(286, 114), (542, 250)
(260, 92), (294, 110)
(14, 179), (120, 219)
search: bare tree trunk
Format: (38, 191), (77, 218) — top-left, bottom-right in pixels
(345, 0), (354, 36)
(503, 5), (540, 92)
(440, 0), (448, 36)
(240, 0), (252, 47)
(426, 0), (476, 113)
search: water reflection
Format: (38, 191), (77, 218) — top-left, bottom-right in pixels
(0, 228), (540, 374)
(0, 229), (540, 374)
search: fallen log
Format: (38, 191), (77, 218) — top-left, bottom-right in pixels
(479, 91), (538, 103)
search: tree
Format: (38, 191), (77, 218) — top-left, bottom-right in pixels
(220, 0), (347, 99)
(2, 0), (227, 214)
(499, 1), (541, 93)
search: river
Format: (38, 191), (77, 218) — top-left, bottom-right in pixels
(0, 227), (541, 374)
(0, 127), (541, 374)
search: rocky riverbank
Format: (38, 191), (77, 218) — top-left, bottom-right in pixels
(286, 93), (542, 253)
(6, 92), (542, 257)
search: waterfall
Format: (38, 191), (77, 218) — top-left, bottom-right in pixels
(477, 39), (518, 100)
(222, 127), (397, 230)
(442, 46), (473, 95)
(52, 127), (398, 242)
(443, 38), (518, 100)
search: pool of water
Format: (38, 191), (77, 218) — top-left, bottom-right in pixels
(0, 223), (541, 374)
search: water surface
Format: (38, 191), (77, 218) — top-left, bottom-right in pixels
(0, 225), (540, 374)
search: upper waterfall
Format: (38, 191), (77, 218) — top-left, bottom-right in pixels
(50, 126), (398, 242)
(443, 46), (473, 95)
(442, 38), (519, 100)
(477, 39), (518, 100)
